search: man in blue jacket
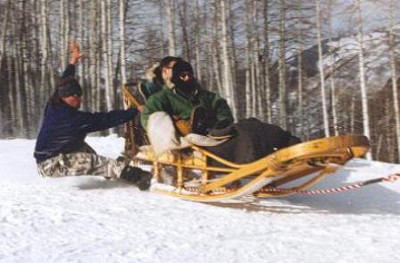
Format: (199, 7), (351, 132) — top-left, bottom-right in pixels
(34, 42), (151, 190)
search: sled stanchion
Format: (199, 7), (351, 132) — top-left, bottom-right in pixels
(177, 153), (184, 189)
(153, 160), (160, 182)
(200, 152), (209, 185)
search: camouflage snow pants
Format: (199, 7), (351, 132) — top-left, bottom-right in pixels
(37, 143), (126, 179)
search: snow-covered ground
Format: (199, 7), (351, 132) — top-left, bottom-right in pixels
(0, 136), (399, 263)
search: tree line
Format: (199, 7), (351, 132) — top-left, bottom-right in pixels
(0, 0), (399, 163)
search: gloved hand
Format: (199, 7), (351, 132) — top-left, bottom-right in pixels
(191, 106), (207, 135)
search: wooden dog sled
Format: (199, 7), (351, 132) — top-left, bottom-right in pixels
(133, 134), (369, 202)
(122, 84), (370, 202)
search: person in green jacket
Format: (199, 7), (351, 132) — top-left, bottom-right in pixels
(140, 59), (234, 136)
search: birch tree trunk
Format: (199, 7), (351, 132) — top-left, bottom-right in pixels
(178, 0), (190, 61)
(220, 0), (237, 119)
(278, 0), (287, 129)
(101, 0), (115, 133)
(356, 0), (372, 160)
(119, 0), (127, 86)
(263, 0), (272, 123)
(6, 55), (16, 135)
(252, 0), (263, 118)
(388, 0), (400, 163)
(211, 2), (222, 95)
(20, 0), (32, 136)
(165, 0), (176, 56)
(385, 98), (394, 162)
(194, 0), (202, 82)
(227, 0), (238, 114)
(0, 0), (11, 74)
(60, 0), (70, 68)
(244, 2), (252, 118)
(328, 0), (339, 136)
(12, 4), (28, 137)
(31, 0), (41, 126)
(77, 0), (86, 109)
(249, 1), (256, 117)
(40, 0), (50, 106)
(316, 0), (330, 137)
(89, 0), (99, 111)
(106, 0), (114, 108)
(296, 18), (304, 136)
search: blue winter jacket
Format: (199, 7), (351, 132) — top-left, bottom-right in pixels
(34, 64), (137, 163)
(34, 104), (137, 163)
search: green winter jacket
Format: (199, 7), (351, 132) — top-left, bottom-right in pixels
(140, 87), (234, 132)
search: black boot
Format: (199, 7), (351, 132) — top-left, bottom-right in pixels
(120, 166), (152, 191)
(136, 170), (152, 191)
(120, 166), (141, 184)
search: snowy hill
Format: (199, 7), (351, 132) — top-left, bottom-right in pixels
(0, 137), (399, 263)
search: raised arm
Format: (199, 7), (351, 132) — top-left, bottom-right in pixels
(61, 41), (83, 79)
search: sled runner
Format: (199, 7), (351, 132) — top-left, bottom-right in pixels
(133, 134), (369, 202)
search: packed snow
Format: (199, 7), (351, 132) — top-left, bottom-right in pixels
(0, 136), (399, 263)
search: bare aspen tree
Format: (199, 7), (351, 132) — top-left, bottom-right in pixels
(203, 2), (213, 90)
(227, 0), (238, 110)
(385, 98), (394, 162)
(295, 1), (304, 135)
(119, 0), (127, 86)
(263, 0), (272, 123)
(3, 1), (14, 132)
(388, 0), (400, 162)
(356, 0), (372, 160)
(0, 0), (11, 74)
(165, 0), (176, 56)
(101, 0), (115, 134)
(249, 2), (257, 117)
(40, 0), (50, 106)
(252, 0), (263, 118)
(158, 1), (166, 58)
(106, 0), (114, 107)
(77, 0), (85, 108)
(316, 0), (330, 137)
(328, 0), (339, 136)
(194, 0), (202, 81)
(89, 0), (100, 111)
(11, 3), (28, 137)
(60, 0), (70, 68)
(278, 0), (287, 129)
(31, 0), (41, 126)
(6, 54), (16, 134)
(220, 0), (237, 119)
(244, 1), (252, 118)
(20, 0), (32, 136)
(211, 2), (222, 94)
(178, 0), (190, 60)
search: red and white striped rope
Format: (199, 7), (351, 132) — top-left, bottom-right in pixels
(180, 173), (400, 196)
(261, 173), (400, 196)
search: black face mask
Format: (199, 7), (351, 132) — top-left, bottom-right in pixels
(173, 75), (196, 94)
(171, 61), (196, 91)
